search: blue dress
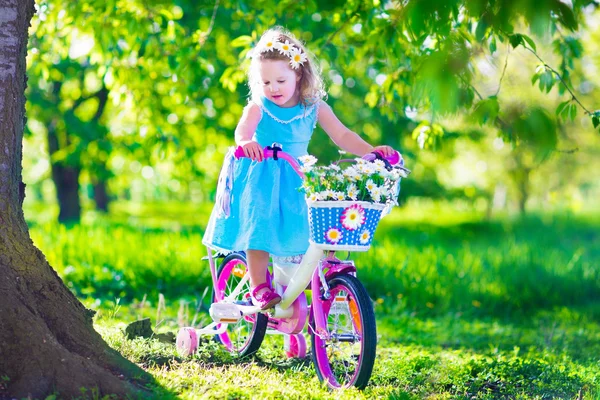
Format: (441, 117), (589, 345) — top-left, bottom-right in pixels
(202, 97), (319, 257)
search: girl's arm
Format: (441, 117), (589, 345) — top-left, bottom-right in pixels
(317, 101), (394, 157)
(234, 102), (265, 161)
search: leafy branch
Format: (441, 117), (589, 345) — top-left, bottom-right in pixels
(508, 33), (600, 130)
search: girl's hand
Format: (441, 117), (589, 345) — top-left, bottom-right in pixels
(242, 141), (264, 162)
(371, 145), (395, 158)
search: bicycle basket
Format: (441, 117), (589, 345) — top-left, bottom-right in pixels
(307, 200), (386, 251)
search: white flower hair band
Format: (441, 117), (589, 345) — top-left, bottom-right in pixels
(255, 38), (308, 70)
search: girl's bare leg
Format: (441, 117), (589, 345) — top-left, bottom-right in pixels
(246, 249), (281, 309)
(247, 249), (270, 289)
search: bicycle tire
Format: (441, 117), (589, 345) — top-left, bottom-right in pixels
(212, 252), (268, 357)
(310, 273), (377, 389)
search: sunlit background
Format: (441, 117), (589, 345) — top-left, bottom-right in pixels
(22, 1), (600, 224)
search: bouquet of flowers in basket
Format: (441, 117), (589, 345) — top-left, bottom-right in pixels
(298, 153), (408, 251)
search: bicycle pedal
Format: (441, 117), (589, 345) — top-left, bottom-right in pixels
(209, 302), (243, 324)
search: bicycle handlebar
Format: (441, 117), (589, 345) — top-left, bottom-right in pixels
(233, 144), (407, 179)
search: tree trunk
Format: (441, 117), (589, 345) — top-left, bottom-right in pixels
(93, 179), (110, 212)
(91, 85), (111, 213)
(515, 167), (530, 215)
(47, 118), (82, 223)
(0, 0), (153, 397)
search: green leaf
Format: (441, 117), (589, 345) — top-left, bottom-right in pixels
(230, 35), (253, 48)
(556, 1), (578, 31)
(489, 35), (497, 54)
(475, 20), (488, 42)
(159, 9), (174, 20)
(592, 116), (599, 129)
(521, 34), (537, 52)
(568, 104), (577, 121)
(538, 71), (554, 93)
(470, 96), (500, 125)
(508, 34), (523, 49)
(555, 100), (570, 117)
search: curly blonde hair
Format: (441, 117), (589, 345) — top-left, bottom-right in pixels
(248, 27), (326, 107)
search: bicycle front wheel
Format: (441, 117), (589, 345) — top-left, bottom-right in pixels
(212, 252), (267, 357)
(311, 274), (376, 389)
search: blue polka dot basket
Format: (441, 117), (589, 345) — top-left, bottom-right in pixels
(307, 201), (386, 252)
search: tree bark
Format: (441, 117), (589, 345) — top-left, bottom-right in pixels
(47, 123), (82, 223)
(93, 179), (110, 212)
(91, 85), (111, 213)
(0, 0), (153, 397)
(45, 78), (82, 223)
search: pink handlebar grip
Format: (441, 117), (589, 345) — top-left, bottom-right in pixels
(385, 151), (402, 166)
(233, 146), (246, 159)
(233, 145), (306, 178)
(364, 150), (403, 166)
(234, 146), (276, 160)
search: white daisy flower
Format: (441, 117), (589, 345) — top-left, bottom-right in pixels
(359, 230), (371, 245)
(356, 164), (368, 175)
(308, 193), (321, 202)
(347, 183), (358, 201)
(325, 228), (343, 244)
(300, 165), (313, 173)
(338, 150), (347, 155)
(363, 163), (376, 175)
(335, 191), (345, 201)
(276, 40), (293, 56)
(341, 204), (366, 230)
(289, 48), (307, 69)
(298, 155), (318, 166)
(329, 164), (341, 171)
(335, 174), (345, 183)
(343, 167), (360, 181)
(259, 39), (277, 53)
(370, 186), (382, 203)
(365, 179), (376, 192)
(373, 159), (386, 169)
(324, 189), (336, 200)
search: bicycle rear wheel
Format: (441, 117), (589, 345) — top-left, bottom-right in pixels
(212, 252), (267, 357)
(311, 274), (376, 389)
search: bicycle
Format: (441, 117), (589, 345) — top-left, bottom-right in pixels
(176, 144), (408, 389)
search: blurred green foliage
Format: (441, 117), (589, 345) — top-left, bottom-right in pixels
(23, 0), (600, 221)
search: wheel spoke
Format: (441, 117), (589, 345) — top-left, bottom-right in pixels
(213, 254), (267, 357)
(311, 274), (376, 389)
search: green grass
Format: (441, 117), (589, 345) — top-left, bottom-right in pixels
(25, 200), (600, 399)
(92, 305), (599, 399)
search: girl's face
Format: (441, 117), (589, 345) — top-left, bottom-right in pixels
(257, 59), (301, 108)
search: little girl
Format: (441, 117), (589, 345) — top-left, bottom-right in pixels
(202, 27), (395, 310)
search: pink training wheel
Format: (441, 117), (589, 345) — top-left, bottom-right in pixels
(284, 333), (307, 358)
(176, 327), (198, 356)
